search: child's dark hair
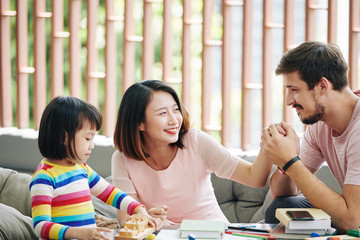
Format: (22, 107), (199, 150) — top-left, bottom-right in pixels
(113, 80), (190, 160)
(38, 96), (102, 160)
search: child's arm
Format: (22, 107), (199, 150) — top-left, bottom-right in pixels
(117, 208), (131, 227)
(115, 192), (140, 227)
(30, 174), (70, 239)
(88, 170), (143, 215)
(64, 226), (112, 240)
(88, 169), (162, 229)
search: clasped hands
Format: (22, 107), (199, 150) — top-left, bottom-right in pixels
(260, 121), (300, 169)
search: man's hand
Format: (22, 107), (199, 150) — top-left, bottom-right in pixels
(261, 121), (300, 168)
(274, 122), (287, 136)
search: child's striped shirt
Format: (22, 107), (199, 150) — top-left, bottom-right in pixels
(30, 159), (142, 240)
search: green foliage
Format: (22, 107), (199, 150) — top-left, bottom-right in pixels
(8, 0), (206, 135)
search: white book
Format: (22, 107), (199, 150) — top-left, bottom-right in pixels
(179, 219), (226, 239)
(285, 227), (328, 235)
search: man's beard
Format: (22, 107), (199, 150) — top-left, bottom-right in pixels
(295, 101), (325, 125)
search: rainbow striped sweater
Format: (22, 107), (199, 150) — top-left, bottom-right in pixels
(29, 159), (142, 240)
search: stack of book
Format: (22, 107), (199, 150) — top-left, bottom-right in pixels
(178, 219), (227, 239)
(270, 208), (333, 239)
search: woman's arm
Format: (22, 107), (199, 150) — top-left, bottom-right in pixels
(230, 148), (273, 188)
(195, 129), (272, 187)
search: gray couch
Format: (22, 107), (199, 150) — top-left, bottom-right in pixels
(0, 154), (341, 239)
(211, 154), (275, 223)
(0, 168), (37, 239)
(0, 155), (272, 239)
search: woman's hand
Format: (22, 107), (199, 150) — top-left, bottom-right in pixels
(148, 205), (169, 220)
(134, 206), (164, 230)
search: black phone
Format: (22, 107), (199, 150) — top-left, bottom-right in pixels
(286, 210), (315, 221)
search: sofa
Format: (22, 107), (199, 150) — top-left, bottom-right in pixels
(0, 152), (341, 239)
(0, 154), (272, 239)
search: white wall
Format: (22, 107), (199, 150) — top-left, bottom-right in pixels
(0, 128), (115, 177)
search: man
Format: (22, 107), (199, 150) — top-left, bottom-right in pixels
(261, 41), (360, 232)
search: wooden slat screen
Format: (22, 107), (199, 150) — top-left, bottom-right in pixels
(0, 0), (359, 150)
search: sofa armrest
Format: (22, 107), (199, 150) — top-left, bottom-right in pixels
(0, 168), (37, 239)
(0, 203), (37, 239)
(0, 167), (32, 217)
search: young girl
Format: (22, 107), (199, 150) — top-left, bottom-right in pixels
(111, 80), (273, 224)
(30, 96), (161, 240)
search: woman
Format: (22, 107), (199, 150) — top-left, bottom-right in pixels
(112, 80), (272, 224)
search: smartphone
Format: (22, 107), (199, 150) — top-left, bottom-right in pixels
(286, 210), (315, 221)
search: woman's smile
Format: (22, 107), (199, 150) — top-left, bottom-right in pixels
(164, 127), (178, 135)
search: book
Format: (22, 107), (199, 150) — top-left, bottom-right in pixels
(285, 227), (327, 235)
(275, 208), (331, 230)
(227, 223), (276, 233)
(179, 219), (226, 239)
(270, 222), (317, 239)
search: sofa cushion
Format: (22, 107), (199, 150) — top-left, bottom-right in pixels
(0, 167), (32, 217)
(250, 190), (273, 222)
(211, 154), (276, 223)
(211, 173), (271, 223)
(0, 203), (37, 239)
(233, 179), (272, 222)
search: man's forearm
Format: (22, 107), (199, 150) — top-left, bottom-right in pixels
(286, 161), (360, 232)
(269, 170), (299, 199)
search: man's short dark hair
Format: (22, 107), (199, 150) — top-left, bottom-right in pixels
(275, 41), (349, 90)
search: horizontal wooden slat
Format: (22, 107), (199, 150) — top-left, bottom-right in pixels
(1, 10), (16, 16)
